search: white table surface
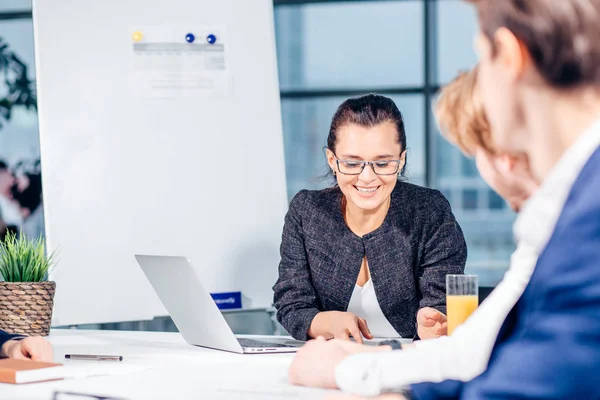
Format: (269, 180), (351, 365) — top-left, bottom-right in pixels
(0, 329), (338, 400)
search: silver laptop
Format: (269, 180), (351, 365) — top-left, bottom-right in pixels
(135, 254), (302, 354)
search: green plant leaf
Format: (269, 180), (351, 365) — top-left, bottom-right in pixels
(0, 230), (56, 282)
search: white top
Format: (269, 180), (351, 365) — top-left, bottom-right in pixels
(335, 118), (600, 396)
(346, 280), (402, 338)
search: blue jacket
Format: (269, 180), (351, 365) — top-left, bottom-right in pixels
(0, 330), (21, 353)
(411, 146), (600, 400)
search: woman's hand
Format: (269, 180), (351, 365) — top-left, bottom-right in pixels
(417, 307), (447, 339)
(308, 311), (373, 343)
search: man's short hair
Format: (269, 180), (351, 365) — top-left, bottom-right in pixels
(467, 0), (600, 88)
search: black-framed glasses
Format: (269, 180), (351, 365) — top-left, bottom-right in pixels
(334, 157), (402, 176)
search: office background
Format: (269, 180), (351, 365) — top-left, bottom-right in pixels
(0, 0), (514, 332)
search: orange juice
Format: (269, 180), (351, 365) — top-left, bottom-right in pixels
(447, 295), (478, 335)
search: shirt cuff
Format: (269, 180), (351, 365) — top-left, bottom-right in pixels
(335, 352), (386, 397)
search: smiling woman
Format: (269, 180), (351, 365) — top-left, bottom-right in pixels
(273, 94), (467, 342)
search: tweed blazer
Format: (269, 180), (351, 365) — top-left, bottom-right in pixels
(273, 181), (467, 340)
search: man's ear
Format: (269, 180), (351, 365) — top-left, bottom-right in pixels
(494, 27), (531, 84)
(503, 154), (518, 171)
(494, 154), (513, 174)
(504, 153), (531, 173)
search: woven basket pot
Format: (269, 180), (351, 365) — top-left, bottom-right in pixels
(0, 281), (56, 336)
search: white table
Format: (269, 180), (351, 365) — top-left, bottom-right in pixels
(1, 329), (338, 400)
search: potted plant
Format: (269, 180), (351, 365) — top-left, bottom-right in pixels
(0, 231), (56, 336)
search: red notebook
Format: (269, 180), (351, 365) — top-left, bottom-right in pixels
(0, 358), (64, 384)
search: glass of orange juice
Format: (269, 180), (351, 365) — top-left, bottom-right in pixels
(446, 274), (478, 335)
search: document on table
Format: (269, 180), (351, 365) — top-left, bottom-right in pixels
(62, 361), (153, 379)
(214, 384), (336, 399)
(211, 371), (336, 399)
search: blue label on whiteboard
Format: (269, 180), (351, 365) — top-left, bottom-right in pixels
(210, 291), (242, 310)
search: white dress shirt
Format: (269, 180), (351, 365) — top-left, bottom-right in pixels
(335, 118), (600, 396)
(347, 280), (402, 338)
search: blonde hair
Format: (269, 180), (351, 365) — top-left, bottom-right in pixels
(435, 66), (493, 156)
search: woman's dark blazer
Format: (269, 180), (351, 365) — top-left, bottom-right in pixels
(273, 181), (467, 340)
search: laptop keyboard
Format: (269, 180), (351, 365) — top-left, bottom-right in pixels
(238, 338), (297, 348)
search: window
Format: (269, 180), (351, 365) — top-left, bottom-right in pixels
(489, 190), (506, 210)
(0, 0), (31, 12)
(0, 18), (40, 165)
(462, 189), (478, 210)
(436, 0), (479, 84)
(0, 6), (45, 241)
(275, 1), (423, 91)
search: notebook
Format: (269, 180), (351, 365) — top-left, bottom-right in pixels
(0, 359), (64, 384)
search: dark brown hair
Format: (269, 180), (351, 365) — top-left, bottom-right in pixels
(327, 94), (406, 152)
(469, 0), (600, 88)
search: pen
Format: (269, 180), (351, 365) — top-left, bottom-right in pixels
(65, 354), (123, 361)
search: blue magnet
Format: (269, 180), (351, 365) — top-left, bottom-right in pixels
(185, 33), (195, 43)
(206, 34), (217, 44)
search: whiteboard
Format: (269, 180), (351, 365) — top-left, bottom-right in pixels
(32, 0), (288, 326)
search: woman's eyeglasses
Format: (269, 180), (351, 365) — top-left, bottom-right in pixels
(335, 158), (402, 175)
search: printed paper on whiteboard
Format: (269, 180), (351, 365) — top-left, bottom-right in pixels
(131, 25), (230, 98)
